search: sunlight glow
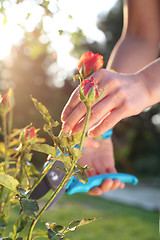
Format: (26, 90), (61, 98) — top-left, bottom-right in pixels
(0, 0), (118, 77)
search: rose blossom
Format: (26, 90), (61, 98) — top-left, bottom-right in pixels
(78, 51), (104, 79)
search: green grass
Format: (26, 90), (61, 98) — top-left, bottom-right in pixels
(5, 193), (159, 240)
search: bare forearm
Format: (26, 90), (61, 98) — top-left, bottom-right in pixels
(107, 35), (159, 73)
(107, 0), (160, 73)
(138, 58), (160, 107)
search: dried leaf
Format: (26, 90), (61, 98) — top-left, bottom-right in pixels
(66, 217), (98, 232)
(31, 97), (59, 128)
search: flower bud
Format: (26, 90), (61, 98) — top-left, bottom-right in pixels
(0, 89), (14, 116)
(20, 126), (36, 145)
(78, 51), (104, 79)
(79, 77), (103, 105)
(24, 127), (36, 142)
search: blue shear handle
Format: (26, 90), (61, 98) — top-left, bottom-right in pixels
(102, 129), (113, 140)
(66, 173), (138, 195)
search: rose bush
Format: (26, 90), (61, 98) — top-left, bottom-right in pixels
(0, 52), (104, 240)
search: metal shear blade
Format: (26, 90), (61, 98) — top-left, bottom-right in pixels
(30, 161), (67, 203)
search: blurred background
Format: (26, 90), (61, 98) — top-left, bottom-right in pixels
(0, 0), (160, 179)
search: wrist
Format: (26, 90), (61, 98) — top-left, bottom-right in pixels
(134, 71), (153, 109)
(137, 59), (160, 107)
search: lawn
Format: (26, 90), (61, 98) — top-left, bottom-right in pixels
(5, 192), (159, 240)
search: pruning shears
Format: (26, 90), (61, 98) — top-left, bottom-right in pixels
(30, 130), (138, 206)
(30, 160), (138, 206)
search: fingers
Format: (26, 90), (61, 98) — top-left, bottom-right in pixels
(62, 101), (86, 133)
(62, 88), (123, 135)
(88, 105), (126, 137)
(87, 179), (125, 196)
(87, 166), (125, 196)
(61, 70), (113, 133)
(61, 87), (80, 122)
(88, 187), (103, 196)
(70, 92), (116, 134)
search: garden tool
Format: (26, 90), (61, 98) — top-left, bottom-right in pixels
(30, 129), (138, 206)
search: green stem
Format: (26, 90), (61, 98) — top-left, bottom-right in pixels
(24, 164), (31, 188)
(12, 211), (23, 240)
(79, 104), (91, 151)
(8, 108), (13, 135)
(27, 103), (92, 240)
(2, 189), (11, 214)
(28, 158), (56, 197)
(58, 129), (63, 138)
(15, 150), (25, 180)
(2, 114), (8, 172)
(27, 160), (77, 240)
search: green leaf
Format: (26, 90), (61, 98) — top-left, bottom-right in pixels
(66, 217), (98, 232)
(48, 229), (63, 240)
(68, 147), (82, 161)
(73, 164), (88, 184)
(0, 214), (7, 230)
(18, 188), (30, 197)
(31, 144), (56, 156)
(20, 198), (39, 219)
(31, 97), (59, 128)
(46, 223), (64, 232)
(9, 128), (23, 140)
(0, 172), (19, 193)
(46, 223), (65, 240)
(16, 213), (29, 233)
(8, 138), (20, 148)
(3, 14), (7, 25)
(33, 228), (48, 238)
(23, 153), (33, 162)
(24, 162), (40, 179)
(60, 132), (82, 148)
(55, 155), (72, 170)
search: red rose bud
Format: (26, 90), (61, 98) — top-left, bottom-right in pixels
(2, 94), (10, 108)
(0, 89), (15, 116)
(24, 127), (36, 143)
(80, 77), (103, 105)
(78, 51), (104, 79)
(0, 93), (11, 115)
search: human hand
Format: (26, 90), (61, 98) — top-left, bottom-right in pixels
(61, 69), (150, 137)
(78, 137), (125, 196)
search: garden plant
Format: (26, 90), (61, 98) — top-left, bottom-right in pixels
(0, 52), (104, 240)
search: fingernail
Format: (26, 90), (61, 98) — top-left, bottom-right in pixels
(61, 114), (66, 122)
(88, 131), (94, 137)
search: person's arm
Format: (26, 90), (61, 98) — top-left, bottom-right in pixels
(61, 0), (160, 195)
(107, 0), (160, 73)
(61, 0), (160, 135)
(62, 58), (160, 136)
